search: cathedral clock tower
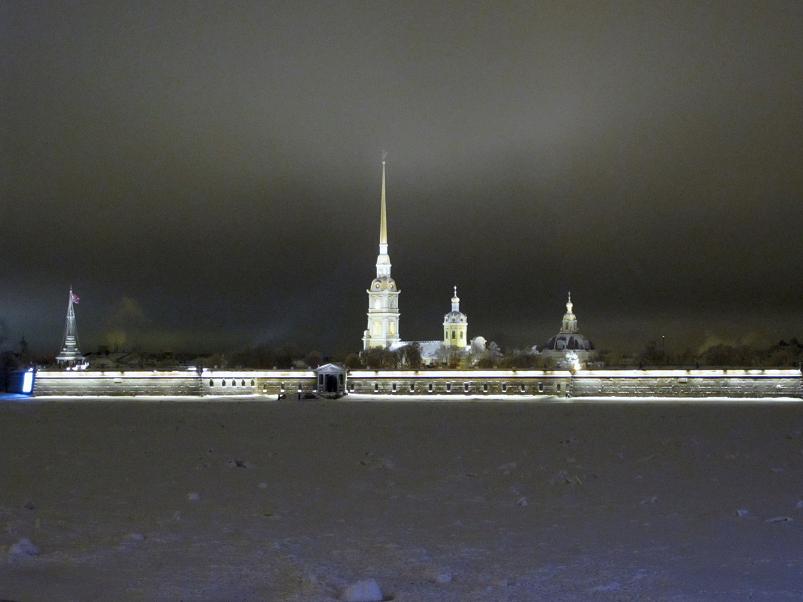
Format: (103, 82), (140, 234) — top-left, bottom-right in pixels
(362, 158), (401, 350)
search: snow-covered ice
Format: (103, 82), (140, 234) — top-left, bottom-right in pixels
(0, 396), (802, 600)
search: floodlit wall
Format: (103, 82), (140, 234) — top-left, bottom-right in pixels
(32, 370), (315, 397)
(28, 368), (802, 399)
(347, 370), (573, 396)
(569, 369), (802, 398)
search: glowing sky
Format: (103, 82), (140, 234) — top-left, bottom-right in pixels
(2, 2), (801, 354)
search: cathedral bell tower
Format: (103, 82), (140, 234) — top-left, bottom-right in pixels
(362, 158), (401, 350)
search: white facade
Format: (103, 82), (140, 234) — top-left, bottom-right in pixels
(363, 160), (401, 350)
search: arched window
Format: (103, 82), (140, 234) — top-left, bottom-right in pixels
(250, 379), (255, 386)
(451, 331), (456, 339)
(460, 331), (464, 339)
(209, 379), (213, 387)
(241, 379), (245, 386)
(222, 380), (226, 387)
(232, 380), (236, 386)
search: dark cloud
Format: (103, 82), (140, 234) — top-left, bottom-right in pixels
(2, 1), (802, 355)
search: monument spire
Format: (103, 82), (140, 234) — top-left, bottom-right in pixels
(56, 286), (85, 367)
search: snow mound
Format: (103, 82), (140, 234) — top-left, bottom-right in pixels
(341, 578), (384, 602)
(9, 538), (39, 558)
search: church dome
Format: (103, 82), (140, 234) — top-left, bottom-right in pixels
(443, 310), (467, 324)
(543, 292), (595, 353)
(545, 333), (594, 351)
(443, 286), (467, 323)
(370, 276), (397, 291)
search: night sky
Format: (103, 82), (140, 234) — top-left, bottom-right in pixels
(2, 2), (801, 356)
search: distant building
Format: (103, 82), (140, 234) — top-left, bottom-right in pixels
(56, 287), (85, 367)
(541, 292), (596, 365)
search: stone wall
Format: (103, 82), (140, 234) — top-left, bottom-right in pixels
(569, 369), (802, 398)
(347, 370), (573, 396)
(28, 368), (802, 399)
(32, 370), (314, 397)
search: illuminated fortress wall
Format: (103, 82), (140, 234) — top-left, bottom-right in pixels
(26, 369), (802, 398)
(31, 371), (315, 397)
(569, 369), (802, 398)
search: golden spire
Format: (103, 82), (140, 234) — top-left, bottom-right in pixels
(379, 153), (388, 247)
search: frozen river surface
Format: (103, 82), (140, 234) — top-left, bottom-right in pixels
(1, 397), (802, 601)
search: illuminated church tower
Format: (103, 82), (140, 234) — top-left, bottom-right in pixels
(362, 158), (401, 350)
(56, 287), (85, 367)
(443, 286), (468, 347)
(561, 291), (579, 334)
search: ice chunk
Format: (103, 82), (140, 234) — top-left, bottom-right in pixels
(187, 492), (200, 502)
(9, 538), (39, 558)
(341, 578), (383, 602)
(765, 516), (793, 523)
(736, 508), (750, 517)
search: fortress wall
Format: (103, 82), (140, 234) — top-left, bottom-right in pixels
(570, 372), (802, 398)
(347, 371), (573, 396)
(33, 371), (204, 396)
(347, 370), (800, 398)
(32, 370), (317, 398)
(28, 369), (801, 399)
